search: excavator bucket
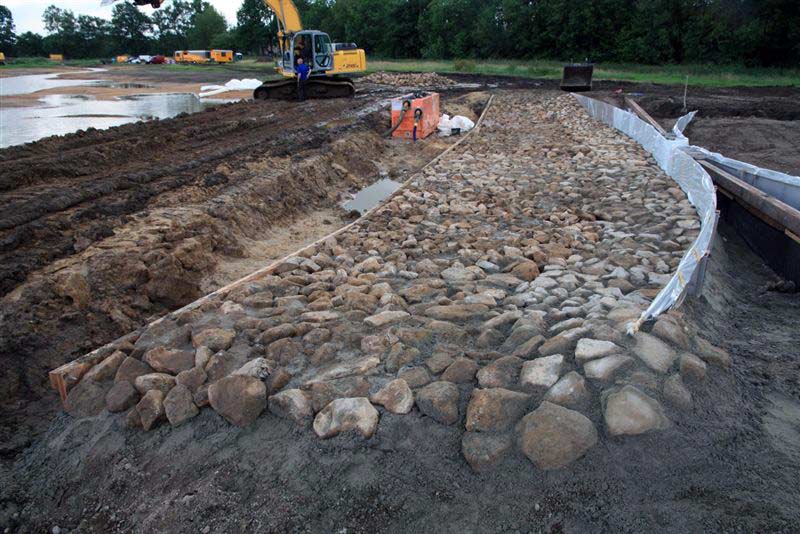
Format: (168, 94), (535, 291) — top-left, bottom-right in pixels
(560, 63), (594, 92)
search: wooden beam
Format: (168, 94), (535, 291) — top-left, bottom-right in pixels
(624, 97), (669, 137)
(698, 159), (800, 237)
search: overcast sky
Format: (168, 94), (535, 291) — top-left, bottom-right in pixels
(4, 1), (240, 34)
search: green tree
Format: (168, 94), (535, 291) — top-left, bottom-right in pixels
(236, 0), (276, 54)
(15, 31), (45, 57)
(77, 15), (113, 57)
(152, 0), (194, 52)
(187, 5), (227, 49)
(41, 5), (80, 56)
(0, 5), (15, 54)
(210, 29), (238, 50)
(111, 2), (152, 54)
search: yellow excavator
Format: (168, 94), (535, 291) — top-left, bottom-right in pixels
(105, 0), (367, 99)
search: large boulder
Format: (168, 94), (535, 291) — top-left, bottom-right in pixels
(663, 374), (693, 410)
(416, 381), (460, 425)
(105, 381), (139, 413)
(192, 328), (236, 352)
(143, 347), (195, 375)
(679, 352), (707, 381)
(208, 375), (267, 427)
(136, 389), (166, 431)
(632, 332), (677, 374)
(164, 384), (199, 426)
(369, 379), (414, 414)
(269, 389), (314, 424)
(441, 357), (479, 383)
(114, 357), (153, 384)
(134, 373), (176, 395)
(84, 351), (125, 382)
(176, 366), (207, 393)
(424, 304), (488, 321)
(516, 401), (598, 470)
(65, 379), (107, 418)
(651, 316), (691, 350)
(313, 397), (379, 439)
(363, 311), (411, 327)
(476, 356), (523, 388)
(307, 377), (371, 413)
(695, 338), (732, 368)
(603, 385), (670, 436)
(519, 355), (563, 390)
(544, 371), (590, 408)
(574, 339), (621, 364)
(583, 354), (632, 381)
(465, 388), (530, 432)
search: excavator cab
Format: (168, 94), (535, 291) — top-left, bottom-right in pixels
(282, 31), (334, 76)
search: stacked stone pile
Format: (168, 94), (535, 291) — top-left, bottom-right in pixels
(63, 91), (730, 471)
(361, 71), (457, 87)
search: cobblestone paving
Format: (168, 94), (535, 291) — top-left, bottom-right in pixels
(62, 91), (731, 471)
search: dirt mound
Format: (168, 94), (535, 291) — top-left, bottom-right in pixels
(362, 71), (456, 87)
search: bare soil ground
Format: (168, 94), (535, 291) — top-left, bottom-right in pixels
(1, 71), (798, 532)
(1, 88), (799, 534)
(593, 83), (800, 174)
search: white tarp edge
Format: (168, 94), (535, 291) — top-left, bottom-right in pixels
(572, 94), (717, 333)
(199, 78), (263, 98)
(671, 110), (800, 210)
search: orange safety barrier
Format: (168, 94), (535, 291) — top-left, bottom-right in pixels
(390, 92), (440, 140)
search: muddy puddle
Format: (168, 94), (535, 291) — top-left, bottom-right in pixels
(0, 93), (228, 148)
(341, 177), (402, 214)
(0, 70), (104, 96)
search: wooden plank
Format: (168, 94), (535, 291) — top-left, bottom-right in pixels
(624, 97), (669, 137)
(698, 159), (800, 237)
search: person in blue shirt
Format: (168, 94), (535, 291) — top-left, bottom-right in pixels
(296, 57), (310, 101)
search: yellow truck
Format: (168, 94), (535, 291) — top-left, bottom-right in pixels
(116, 55), (129, 63)
(174, 50), (234, 64)
(210, 50), (234, 63)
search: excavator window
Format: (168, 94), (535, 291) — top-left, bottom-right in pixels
(313, 33), (333, 71)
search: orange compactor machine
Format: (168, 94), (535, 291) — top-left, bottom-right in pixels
(390, 92), (440, 140)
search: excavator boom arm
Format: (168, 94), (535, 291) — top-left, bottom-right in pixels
(264, 0), (303, 35)
(115, 0), (303, 35)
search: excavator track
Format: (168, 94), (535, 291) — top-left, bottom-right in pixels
(253, 77), (355, 100)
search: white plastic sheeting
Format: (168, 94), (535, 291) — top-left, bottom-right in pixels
(438, 113), (475, 136)
(671, 110), (697, 140)
(672, 110), (800, 211)
(572, 94), (717, 333)
(199, 78), (263, 98)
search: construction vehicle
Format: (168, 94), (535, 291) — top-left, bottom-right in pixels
(49, 54), (64, 62)
(115, 54), (129, 63)
(174, 50), (234, 64)
(0, 52), (5, 65)
(107, 0), (366, 99)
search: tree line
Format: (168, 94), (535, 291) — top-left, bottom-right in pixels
(1, 0), (798, 66)
(0, 1), (276, 59)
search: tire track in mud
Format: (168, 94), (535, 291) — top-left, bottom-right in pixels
(0, 97), (371, 295)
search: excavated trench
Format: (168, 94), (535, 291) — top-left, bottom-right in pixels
(0, 89), (489, 455)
